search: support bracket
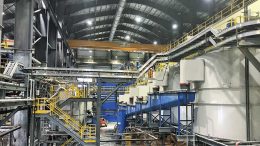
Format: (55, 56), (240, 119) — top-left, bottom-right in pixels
(101, 83), (124, 104)
(239, 47), (260, 72)
(0, 106), (26, 126)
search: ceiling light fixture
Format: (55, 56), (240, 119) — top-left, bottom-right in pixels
(172, 24), (178, 30)
(89, 50), (93, 53)
(87, 20), (93, 26)
(125, 35), (130, 41)
(135, 16), (142, 23)
(2, 12), (5, 15)
(153, 41), (158, 45)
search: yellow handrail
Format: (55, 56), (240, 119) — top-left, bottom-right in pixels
(34, 84), (96, 143)
(34, 98), (96, 142)
(163, 0), (258, 52)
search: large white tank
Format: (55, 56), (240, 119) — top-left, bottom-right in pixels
(194, 48), (260, 140)
(169, 48), (260, 140)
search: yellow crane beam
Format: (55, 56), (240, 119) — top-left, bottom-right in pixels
(68, 40), (167, 53)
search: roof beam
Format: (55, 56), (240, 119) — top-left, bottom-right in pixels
(66, 7), (171, 33)
(69, 17), (171, 41)
(73, 23), (161, 40)
(80, 31), (152, 44)
(73, 24), (160, 42)
(68, 40), (167, 53)
(109, 0), (127, 41)
(92, 36), (140, 43)
(4, 0), (15, 5)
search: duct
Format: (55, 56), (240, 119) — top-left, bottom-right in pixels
(0, 81), (22, 87)
(30, 73), (137, 79)
(49, 87), (66, 99)
(0, 99), (34, 103)
(137, 21), (260, 79)
(109, 0), (127, 41)
(32, 57), (42, 65)
(24, 67), (138, 74)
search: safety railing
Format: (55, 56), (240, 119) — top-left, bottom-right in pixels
(163, 0), (258, 52)
(214, 12), (260, 30)
(34, 97), (96, 143)
(81, 124), (96, 143)
(50, 84), (84, 100)
(101, 86), (128, 94)
(34, 98), (50, 114)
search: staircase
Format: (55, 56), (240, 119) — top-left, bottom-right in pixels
(34, 86), (96, 145)
(3, 62), (21, 78)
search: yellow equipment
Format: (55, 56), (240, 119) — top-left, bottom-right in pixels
(34, 84), (96, 144)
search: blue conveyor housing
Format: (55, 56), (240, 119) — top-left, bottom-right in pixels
(126, 91), (196, 116)
(117, 91), (195, 134)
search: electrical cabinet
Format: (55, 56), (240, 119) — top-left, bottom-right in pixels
(180, 59), (205, 84)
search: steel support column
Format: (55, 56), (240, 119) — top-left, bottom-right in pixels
(245, 57), (250, 141)
(47, 18), (57, 67)
(0, 0), (3, 66)
(34, 9), (48, 66)
(96, 78), (101, 146)
(12, 0), (34, 146)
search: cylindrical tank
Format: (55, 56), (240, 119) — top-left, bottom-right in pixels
(170, 48), (260, 141)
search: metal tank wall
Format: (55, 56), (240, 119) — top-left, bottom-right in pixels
(167, 47), (260, 140)
(194, 48), (260, 141)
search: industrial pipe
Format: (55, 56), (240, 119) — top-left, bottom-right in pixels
(49, 87), (66, 99)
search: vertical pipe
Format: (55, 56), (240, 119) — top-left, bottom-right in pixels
(245, 58), (250, 141)
(244, 2), (250, 141)
(96, 78), (101, 146)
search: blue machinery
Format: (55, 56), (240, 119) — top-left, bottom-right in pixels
(101, 83), (129, 122)
(117, 91), (196, 135)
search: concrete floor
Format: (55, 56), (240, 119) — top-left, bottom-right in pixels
(100, 122), (119, 146)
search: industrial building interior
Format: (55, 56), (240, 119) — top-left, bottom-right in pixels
(0, 0), (260, 145)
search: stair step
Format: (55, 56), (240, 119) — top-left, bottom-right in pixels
(3, 62), (20, 78)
